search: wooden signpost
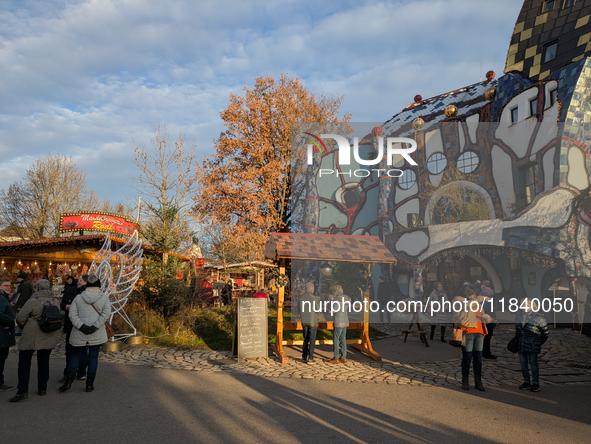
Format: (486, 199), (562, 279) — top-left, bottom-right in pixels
(233, 297), (268, 361)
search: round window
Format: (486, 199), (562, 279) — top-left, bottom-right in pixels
(427, 152), (447, 174)
(398, 169), (417, 190)
(457, 151), (479, 173)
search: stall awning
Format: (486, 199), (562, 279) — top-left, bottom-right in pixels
(265, 233), (397, 264)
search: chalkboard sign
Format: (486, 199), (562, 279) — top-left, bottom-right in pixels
(235, 298), (268, 360)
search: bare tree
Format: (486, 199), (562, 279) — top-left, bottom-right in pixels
(132, 125), (198, 259)
(0, 153), (99, 239)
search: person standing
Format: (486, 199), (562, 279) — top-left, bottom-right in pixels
(0, 278), (16, 392)
(9, 279), (60, 402)
(453, 288), (491, 392)
(299, 282), (320, 364)
(13, 273), (34, 336)
(480, 280), (497, 359)
(13, 273), (34, 312)
(58, 275), (88, 383)
(516, 298), (549, 392)
(429, 282), (451, 342)
(59, 274), (111, 393)
(327, 285), (351, 364)
(377, 276), (393, 323)
(221, 280), (233, 306)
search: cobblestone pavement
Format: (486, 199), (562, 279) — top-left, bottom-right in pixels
(21, 325), (591, 388)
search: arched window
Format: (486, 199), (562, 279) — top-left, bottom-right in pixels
(398, 169), (416, 190)
(427, 153), (447, 174)
(457, 151), (479, 173)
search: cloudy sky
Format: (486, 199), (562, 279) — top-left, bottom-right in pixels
(0, 0), (522, 207)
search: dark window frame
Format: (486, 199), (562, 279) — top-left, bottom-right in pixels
(426, 152), (447, 175)
(398, 169), (417, 190)
(542, 0), (555, 12)
(543, 41), (558, 64)
(457, 151), (480, 174)
(548, 88), (558, 107)
(530, 97), (538, 117)
(511, 107), (519, 123)
(519, 164), (538, 205)
(563, 0), (575, 9)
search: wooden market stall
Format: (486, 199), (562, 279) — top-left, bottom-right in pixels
(265, 233), (398, 364)
(205, 261), (277, 299)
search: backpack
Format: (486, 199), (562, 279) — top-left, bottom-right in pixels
(36, 298), (63, 333)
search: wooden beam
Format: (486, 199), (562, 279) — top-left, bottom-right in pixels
(283, 322), (363, 330)
(273, 258), (286, 362)
(282, 339), (362, 346)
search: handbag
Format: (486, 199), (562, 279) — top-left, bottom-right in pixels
(449, 328), (464, 347)
(91, 304), (115, 340)
(507, 335), (519, 353)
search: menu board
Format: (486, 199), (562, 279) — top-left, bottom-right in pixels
(236, 298), (268, 360)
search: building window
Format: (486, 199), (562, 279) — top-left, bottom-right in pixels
(548, 88), (558, 107)
(427, 153), (447, 174)
(543, 42), (558, 63)
(520, 165), (538, 204)
(398, 169), (416, 190)
(457, 151), (479, 174)
(542, 0), (555, 12)
(530, 98), (538, 116)
(563, 0), (575, 8)
(511, 107), (519, 123)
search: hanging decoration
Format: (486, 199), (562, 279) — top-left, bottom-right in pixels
(90, 230), (144, 341)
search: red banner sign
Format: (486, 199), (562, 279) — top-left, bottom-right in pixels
(59, 212), (140, 236)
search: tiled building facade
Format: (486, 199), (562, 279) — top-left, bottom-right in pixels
(302, 0), (591, 326)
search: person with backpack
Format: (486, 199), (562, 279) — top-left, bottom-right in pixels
(9, 279), (61, 402)
(59, 274), (111, 393)
(515, 298), (549, 392)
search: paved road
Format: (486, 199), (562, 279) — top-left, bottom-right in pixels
(2, 352), (590, 444)
(26, 325), (587, 388)
(2, 325), (591, 443)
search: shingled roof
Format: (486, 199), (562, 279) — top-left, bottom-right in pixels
(266, 233), (397, 264)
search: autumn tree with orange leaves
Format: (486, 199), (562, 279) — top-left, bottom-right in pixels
(194, 73), (351, 260)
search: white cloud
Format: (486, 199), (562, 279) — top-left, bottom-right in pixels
(0, 0), (522, 205)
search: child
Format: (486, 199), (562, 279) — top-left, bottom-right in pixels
(515, 298), (549, 392)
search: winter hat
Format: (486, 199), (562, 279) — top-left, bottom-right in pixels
(17, 272), (27, 279)
(86, 274), (101, 288)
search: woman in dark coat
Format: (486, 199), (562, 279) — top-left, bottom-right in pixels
(0, 278), (16, 391)
(515, 298), (549, 392)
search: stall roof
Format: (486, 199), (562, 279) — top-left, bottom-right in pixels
(204, 261), (276, 270)
(0, 234), (193, 261)
(266, 233), (397, 264)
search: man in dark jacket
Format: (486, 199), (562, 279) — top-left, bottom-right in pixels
(516, 299), (549, 393)
(58, 275), (88, 382)
(14, 273), (33, 312)
(0, 278), (16, 391)
(299, 282), (320, 364)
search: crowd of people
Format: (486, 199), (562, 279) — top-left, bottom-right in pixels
(0, 273), (111, 402)
(295, 276), (551, 393)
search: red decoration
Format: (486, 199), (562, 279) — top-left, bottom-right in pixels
(486, 70), (496, 81)
(372, 126), (383, 137)
(59, 212), (140, 236)
(414, 95), (422, 103)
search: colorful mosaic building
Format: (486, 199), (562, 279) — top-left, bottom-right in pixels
(302, 0), (591, 325)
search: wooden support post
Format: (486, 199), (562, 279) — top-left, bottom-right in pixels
(270, 258), (289, 363)
(350, 263), (382, 361)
